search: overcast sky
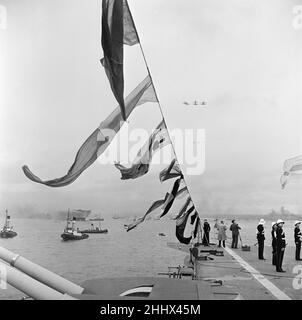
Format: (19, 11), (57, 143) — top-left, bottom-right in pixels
(0, 0), (301, 218)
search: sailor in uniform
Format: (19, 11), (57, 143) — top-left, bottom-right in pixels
(257, 219), (266, 260)
(294, 221), (302, 261)
(275, 219), (286, 272)
(271, 222), (277, 265)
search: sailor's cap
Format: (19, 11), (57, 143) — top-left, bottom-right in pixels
(276, 219), (285, 224)
(294, 220), (301, 226)
(259, 219), (265, 225)
(271, 221), (276, 227)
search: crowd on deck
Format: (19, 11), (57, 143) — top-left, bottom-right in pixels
(199, 218), (302, 273)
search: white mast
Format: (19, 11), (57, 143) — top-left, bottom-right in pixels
(5, 209), (9, 229)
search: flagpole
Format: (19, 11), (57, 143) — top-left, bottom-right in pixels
(126, 1), (200, 216)
(5, 209), (7, 224)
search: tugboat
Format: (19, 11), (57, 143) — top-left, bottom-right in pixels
(79, 221), (108, 234)
(158, 233), (166, 237)
(0, 210), (17, 238)
(61, 210), (89, 241)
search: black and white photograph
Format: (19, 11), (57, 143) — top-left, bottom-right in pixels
(0, 0), (302, 307)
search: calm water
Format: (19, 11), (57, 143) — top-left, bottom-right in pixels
(0, 217), (298, 299)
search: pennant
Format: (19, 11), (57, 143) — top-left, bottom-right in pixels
(126, 194), (168, 231)
(175, 186), (188, 199)
(115, 120), (170, 179)
(159, 159), (182, 182)
(123, 0), (139, 45)
(160, 177), (181, 218)
(190, 211), (198, 225)
(173, 197), (192, 220)
(280, 155), (302, 189)
(101, 0), (139, 120)
(175, 205), (196, 244)
(193, 216), (201, 239)
(22, 76), (156, 187)
(114, 162), (150, 180)
(126, 177), (183, 231)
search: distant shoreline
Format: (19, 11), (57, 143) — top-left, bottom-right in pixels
(11, 213), (302, 221)
(211, 214), (301, 221)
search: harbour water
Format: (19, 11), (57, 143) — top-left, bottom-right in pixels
(0, 217), (298, 299)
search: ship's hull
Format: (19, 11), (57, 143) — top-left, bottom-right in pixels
(79, 229), (108, 234)
(56, 209), (91, 221)
(61, 233), (89, 241)
(70, 210), (91, 220)
(0, 230), (18, 238)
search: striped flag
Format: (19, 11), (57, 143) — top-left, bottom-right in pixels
(159, 177), (182, 218)
(175, 186), (188, 199)
(123, 0), (140, 45)
(22, 76), (157, 187)
(114, 162), (150, 180)
(159, 159), (182, 182)
(173, 197), (192, 220)
(126, 177), (183, 231)
(280, 155), (302, 189)
(175, 206), (197, 244)
(126, 195), (169, 232)
(115, 120), (170, 179)
(101, 0), (139, 120)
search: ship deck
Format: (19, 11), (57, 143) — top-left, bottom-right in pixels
(193, 244), (301, 300)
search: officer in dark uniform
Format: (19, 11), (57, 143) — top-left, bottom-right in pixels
(271, 222), (277, 265)
(257, 219), (265, 260)
(230, 219), (241, 249)
(294, 221), (302, 261)
(275, 219), (286, 272)
(202, 219), (211, 246)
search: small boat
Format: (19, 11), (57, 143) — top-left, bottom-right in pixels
(79, 221), (108, 234)
(61, 210), (89, 241)
(0, 210), (17, 238)
(158, 233), (166, 237)
(61, 231), (89, 241)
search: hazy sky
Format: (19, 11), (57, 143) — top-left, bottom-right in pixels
(0, 0), (301, 218)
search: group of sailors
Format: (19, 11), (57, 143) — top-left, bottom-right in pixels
(200, 218), (302, 273)
(201, 218), (233, 248)
(200, 219), (241, 248)
(211, 219), (241, 248)
(257, 219), (302, 273)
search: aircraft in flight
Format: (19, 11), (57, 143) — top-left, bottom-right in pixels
(183, 100), (207, 106)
